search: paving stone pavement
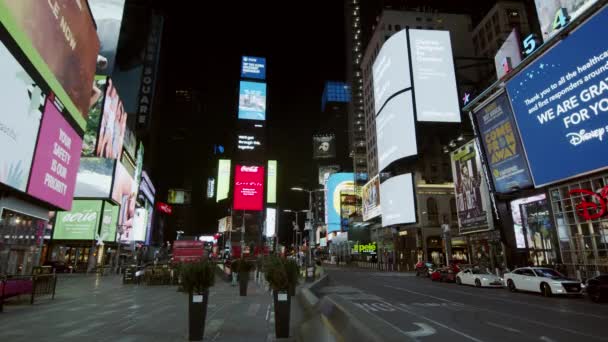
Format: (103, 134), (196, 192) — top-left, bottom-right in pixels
(0, 273), (292, 341)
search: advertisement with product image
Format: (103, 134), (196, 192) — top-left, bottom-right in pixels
(53, 200), (103, 240)
(0, 40), (44, 192)
(474, 92), (533, 193)
(99, 201), (119, 242)
(362, 175), (381, 221)
(111, 161), (136, 241)
(27, 97), (83, 211)
(326, 173), (354, 232)
(96, 78), (127, 159)
(233, 165), (264, 211)
(506, 7), (608, 187)
(238, 81), (266, 121)
(82, 77), (108, 156)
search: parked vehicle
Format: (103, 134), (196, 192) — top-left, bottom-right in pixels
(43, 261), (73, 273)
(504, 267), (583, 297)
(585, 275), (608, 303)
(456, 268), (503, 287)
(430, 264), (461, 282)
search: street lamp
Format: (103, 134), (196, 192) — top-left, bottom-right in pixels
(290, 187), (324, 275)
(283, 209), (309, 257)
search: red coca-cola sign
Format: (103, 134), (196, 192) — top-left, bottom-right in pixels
(156, 202), (173, 215)
(568, 186), (608, 220)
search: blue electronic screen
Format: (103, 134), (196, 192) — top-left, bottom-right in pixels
(326, 173), (354, 233)
(238, 81), (266, 121)
(241, 56), (266, 80)
(506, 7), (608, 187)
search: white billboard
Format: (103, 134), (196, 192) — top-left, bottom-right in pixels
(372, 30), (411, 115)
(131, 208), (148, 242)
(265, 207), (276, 237)
(380, 173), (416, 227)
(375, 91), (417, 172)
(409, 29), (460, 123)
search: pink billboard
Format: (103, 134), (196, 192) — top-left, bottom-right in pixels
(27, 97), (83, 210)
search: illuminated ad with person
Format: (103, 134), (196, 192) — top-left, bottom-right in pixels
(27, 96), (83, 211)
(241, 56), (266, 80)
(238, 81), (266, 121)
(313, 135), (336, 159)
(362, 175), (381, 221)
(53, 200), (103, 240)
(111, 161), (136, 242)
(325, 173), (354, 233)
(73, 158), (115, 198)
(233, 165), (265, 211)
(510, 194), (548, 249)
(506, 7), (608, 187)
(0, 0), (100, 129)
(380, 173), (416, 227)
(96, 78), (127, 160)
(216, 159), (231, 202)
(267, 160), (277, 204)
(474, 92), (533, 193)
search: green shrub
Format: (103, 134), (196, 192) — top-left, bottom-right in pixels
(181, 260), (215, 293)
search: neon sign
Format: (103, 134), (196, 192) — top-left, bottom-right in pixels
(568, 186), (608, 220)
(352, 242), (377, 254)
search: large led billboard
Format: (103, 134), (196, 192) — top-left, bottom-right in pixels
(129, 208), (148, 242)
(375, 91), (417, 171)
(506, 7), (608, 187)
(237, 131), (264, 156)
(535, 0), (598, 42)
(238, 81), (266, 121)
(326, 173), (354, 233)
(167, 189), (192, 205)
(313, 135), (336, 159)
(474, 92), (533, 193)
(74, 158), (115, 198)
(111, 161), (136, 241)
(362, 175), (381, 221)
(27, 97), (83, 211)
(96, 78), (127, 160)
(267, 160), (277, 204)
(89, 0), (126, 75)
(0, 40), (44, 192)
(372, 30), (411, 115)
(318, 165), (340, 186)
(265, 207), (276, 237)
(216, 159), (231, 202)
(494, 29), (522, 80)
(1, 0), (100, 128)
(409, 29), (460, 123)
(82, 77), (108, 156)
(241, 56), (266, 80)
(53, 200), (103, 240)
(99, 201), (119, 242)
(233, 165), (264, 211)
(380, 173), (416, 227)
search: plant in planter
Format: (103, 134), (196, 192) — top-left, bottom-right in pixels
(181, 261), (215, 341)
(284, 258), (300, 296)
(264, 256), (296, 338)
(232, 258), (254, 296)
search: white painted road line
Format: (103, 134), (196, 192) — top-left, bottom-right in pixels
(485, 321), (521, 333)
(405, 323), (436, 338)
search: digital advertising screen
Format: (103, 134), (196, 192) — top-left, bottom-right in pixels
(506, 7), (608, 187)
(89, 0), (126, 76)
(241, 56), (266, 80)
(27, 97), (83, 211)
(111, 161), (136, 241)
(0, 40), (44, 192)
(168, 189), (191, 204)
(313, 135), (336, 159)
(474, 93), (533, 194)
(122, 127), (137, 161)
(233, 165), (264, 211)
(74, 158), (115, 198)
(318, 165), (340, 186)
(410, 29), (460, 123)
(534, 0), (598, 42)
(510, 194), (547, 249)
(362, 175), (381, 221)
(207, 177), (215, 199)
(494, 29), (522, 80)
(139, 171), (156, 204)
(380, 173), (416, 227)
(96, 78), (127, 159)
(130, 207), (148, 242)
(265, 207), (276, 237)
(216, 159), (231, 202)
(372, 29), (411, 115)
(340, 192), (359, 230)
(267, 160), (277, 204)
(375, 91), (417, 172)
(53, 200), (102, 240)
(238, 81), (266, 121)
(326, 173), (354, 233)
(1, 0), (100, 128)
(237, 131), (264, 156)
(99, 201), (119, 242)
(82, 76), (108, 156)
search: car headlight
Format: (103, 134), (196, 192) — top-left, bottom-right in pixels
(551, 281), (563, 286)
(482, 277), (488, 281)
(499, 278), (504, 282)
(581, 283), (586, 289)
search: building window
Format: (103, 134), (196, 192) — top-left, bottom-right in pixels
(427, 197), (439, 225)
(388, 24), (393, 30)
(395, 24), (401, 31)
(416, 17), (422, 22)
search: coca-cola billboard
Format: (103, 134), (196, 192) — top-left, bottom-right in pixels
(53, 200), (103, 240)
(234, 164), (264, 211)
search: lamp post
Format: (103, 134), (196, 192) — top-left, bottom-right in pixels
(283, 209), (309, 261)
(290, 187), (323, 266)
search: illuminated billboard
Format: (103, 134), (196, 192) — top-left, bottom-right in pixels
(326, 173), (354, 233)
(53, 200), (102, 240)
(74, 158), (115, 198)
(168, 189), (191, 204)
(1, 0), (100, 128)
(96, 78), (127, 160)
(27, 97), (83, 210)
(375, 91), (417, 172)
(318, 165), (340, 186)
(237, 131), (264, 155)
(216, 159), (231, 202)
(535, 0), (598, 42)
(372, 30), (411, 115)
(267, 160), (277, 204)
(380, 173), (416, 227)
(207, 177), (215, 199)
(233, 165), (264, 211)
(265, 207), (276, 237)
(313, 135), (336, 159)
(238, 81), (266, 121)
(89, 0), (126, 75)
(130, 208), (148, 242)
(362, 175), (381, 221)
(494, 29), (522, 80)
(506, 7), (608, 187)
(241, 56), (266, 80)
(99, 201), (119, 242)
(111, 161), (136, 241)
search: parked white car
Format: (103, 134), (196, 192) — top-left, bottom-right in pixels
(456, 268), (503, 287)
(504, 267), (583, 297)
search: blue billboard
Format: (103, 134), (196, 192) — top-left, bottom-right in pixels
(326, 173), (354, 233)
(475, 93), (533, 193)
(241, 56), (266, 80)
(238, 81), (266, 121)
(506, 7), (608, 187)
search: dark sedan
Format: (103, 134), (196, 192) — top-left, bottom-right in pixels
(586, 275), (608, 303)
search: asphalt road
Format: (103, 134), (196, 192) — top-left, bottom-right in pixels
(322, 267), (608, 342)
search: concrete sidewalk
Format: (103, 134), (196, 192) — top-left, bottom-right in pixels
(0, 273), (300, 341)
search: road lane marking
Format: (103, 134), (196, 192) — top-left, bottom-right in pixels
(485, 321), (521, 333)
(540, 336), (557, 342)
(384, 285), (608, 341)
(405, 323), (436, 338)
